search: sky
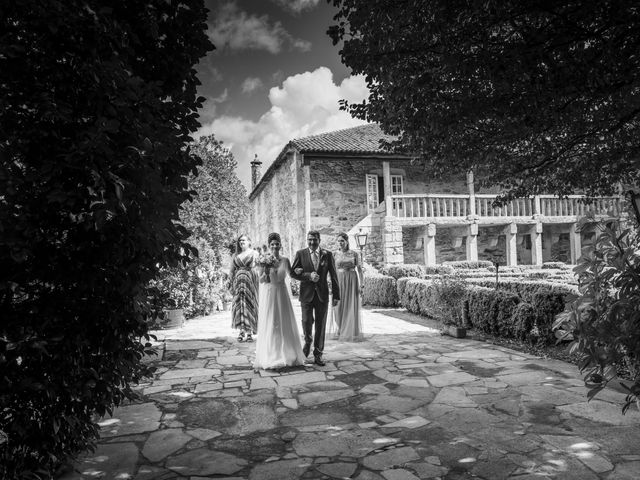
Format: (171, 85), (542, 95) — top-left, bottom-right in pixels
(196, 0), (370, 189)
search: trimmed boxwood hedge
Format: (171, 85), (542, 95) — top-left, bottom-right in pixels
(381, 263), (425, 279)
(363, 273), (398, 307)
(443, 260), (494, 269)
(396, 276), (570, 345)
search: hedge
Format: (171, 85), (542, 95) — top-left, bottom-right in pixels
(398, 277), (569, 344)
(363, 273), (398, 307)
(381, 263), (425, 279)
(443, 260), (494, 269)
(467, 286), (520, 337)
(465, 278), (578, 301)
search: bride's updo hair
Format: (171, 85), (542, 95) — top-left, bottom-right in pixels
(268, 232), (281, 244)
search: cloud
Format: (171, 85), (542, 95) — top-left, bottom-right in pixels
(241, 77), (264, 94)
(209, 1), (311, 54)
(198, 88), (229, 123)
(197, 67), (369, 188)
(271, 0), (321, 14)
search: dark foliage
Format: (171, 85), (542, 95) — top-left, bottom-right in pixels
(554, 225), (640, 412)
(0, 1), (212, 477)
(328, 0), (640, 198)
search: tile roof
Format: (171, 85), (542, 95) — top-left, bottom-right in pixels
(291, 123), (397, 154)
(249, 124), (404, 199)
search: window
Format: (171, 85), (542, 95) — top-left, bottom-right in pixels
(366, 174), (379, 213)
(391, 175), (403, 211)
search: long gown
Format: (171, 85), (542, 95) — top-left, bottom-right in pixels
(253, 257), (305, 369)
(330, 249), (364, 341)
(230, 250), (259, 334)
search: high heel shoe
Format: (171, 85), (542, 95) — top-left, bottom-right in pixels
(245, 334), (254, 343)
(237, 331), (245, 342)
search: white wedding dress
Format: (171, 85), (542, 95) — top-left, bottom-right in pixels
(253, 257), (305, 369)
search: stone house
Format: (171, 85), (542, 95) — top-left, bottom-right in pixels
(248, 124), (622, 266)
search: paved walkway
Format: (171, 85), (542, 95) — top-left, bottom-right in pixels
(59, 307), (640, 480)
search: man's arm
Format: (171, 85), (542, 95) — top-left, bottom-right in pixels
(290, 251), (310, 282)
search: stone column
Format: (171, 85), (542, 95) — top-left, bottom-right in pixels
(303, 161), (311, 234)
(530, 222), (543, 266)
(383, 161), (391, 200)
(504, 222), (518, 266)
(466, 223), (478, 262)
(381, 216), (403, 265)
(423, 223), (437, 266)
(569, 223), (582, 264)
(467, 170), (476, 216)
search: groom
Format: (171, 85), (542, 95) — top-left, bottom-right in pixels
(291, 230), (340, 366)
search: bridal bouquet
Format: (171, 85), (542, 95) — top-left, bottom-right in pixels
(257, 253), (278, 282)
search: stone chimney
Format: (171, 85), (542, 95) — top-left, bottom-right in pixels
(250, 154), (262, 189)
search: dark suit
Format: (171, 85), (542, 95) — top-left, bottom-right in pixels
(290, 248), (340, 358)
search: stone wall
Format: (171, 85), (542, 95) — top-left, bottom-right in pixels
(308, 157), (373, 252)
(248, 153), (299, 258)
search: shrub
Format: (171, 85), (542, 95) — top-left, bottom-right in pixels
(0, 3), (212, 478)
(466, 278), (578, 302)
(424, 264), (455, 275)
(467, 286), (520, 337)
(531, 291), (566, 344)
(400, 278), (436, 316)
(290, 278), (300, 296)
(512, 302), (536, 341)
(443, 260), (494, 269)
(381, 263), (425, 279)
(396, 277), (411, 301)
(554, 224), (640, 412)
(363, 273), (398, 307)
(542, 261), (570, 270)
(431, 274), (468, 326)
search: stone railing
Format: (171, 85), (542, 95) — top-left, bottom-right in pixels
(388, 193), (623, 221)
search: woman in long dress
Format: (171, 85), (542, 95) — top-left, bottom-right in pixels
(331, 232), (364, 341)
(254, 232), (305, 370)
(229, 234), (259, 342)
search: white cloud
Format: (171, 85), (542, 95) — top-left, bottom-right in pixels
(241, 77), (264, 94)
(271, 0), (321, 14)
(197, 67), (369, 188)
(209, 1), (311, 54)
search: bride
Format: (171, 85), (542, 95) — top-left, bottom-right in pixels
(253, 232), (305, 370)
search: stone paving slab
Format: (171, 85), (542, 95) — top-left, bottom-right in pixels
(60, 308), (640, 480)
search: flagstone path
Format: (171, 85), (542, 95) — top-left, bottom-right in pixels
(59, 307), (640, 479)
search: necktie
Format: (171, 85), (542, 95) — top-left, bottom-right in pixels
(312, 251), (319, 270)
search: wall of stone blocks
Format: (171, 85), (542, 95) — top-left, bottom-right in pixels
(248, 153), (299, 258)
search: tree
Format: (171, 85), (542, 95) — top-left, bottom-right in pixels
(153, 136), (249, 318)
(185, 135), (249, 260)
(328, 0), (640, 198)
(0, 1), (212, 477)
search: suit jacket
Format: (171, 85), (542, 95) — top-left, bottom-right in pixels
(290, 248), (340, 303)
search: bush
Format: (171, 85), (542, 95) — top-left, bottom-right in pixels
(467, 286), (520, 337)
(290, 278), (300, 296)
(443, 260), (494, 269)
(431, 274), (468, 326)
(400, 278), (437, 317)
(466, 278), (578, 302)
(363, 273), (398, 306)
(512, 302), (536, 341)
(542, 261), (570, 269)
(554, 224), (640, 412)
(530, 291), (566, 344)
(381, 263), (425, 279)
(424, 264), (455, 275)
(0, 3), (212, 478)
(396, 277), (411, 301)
